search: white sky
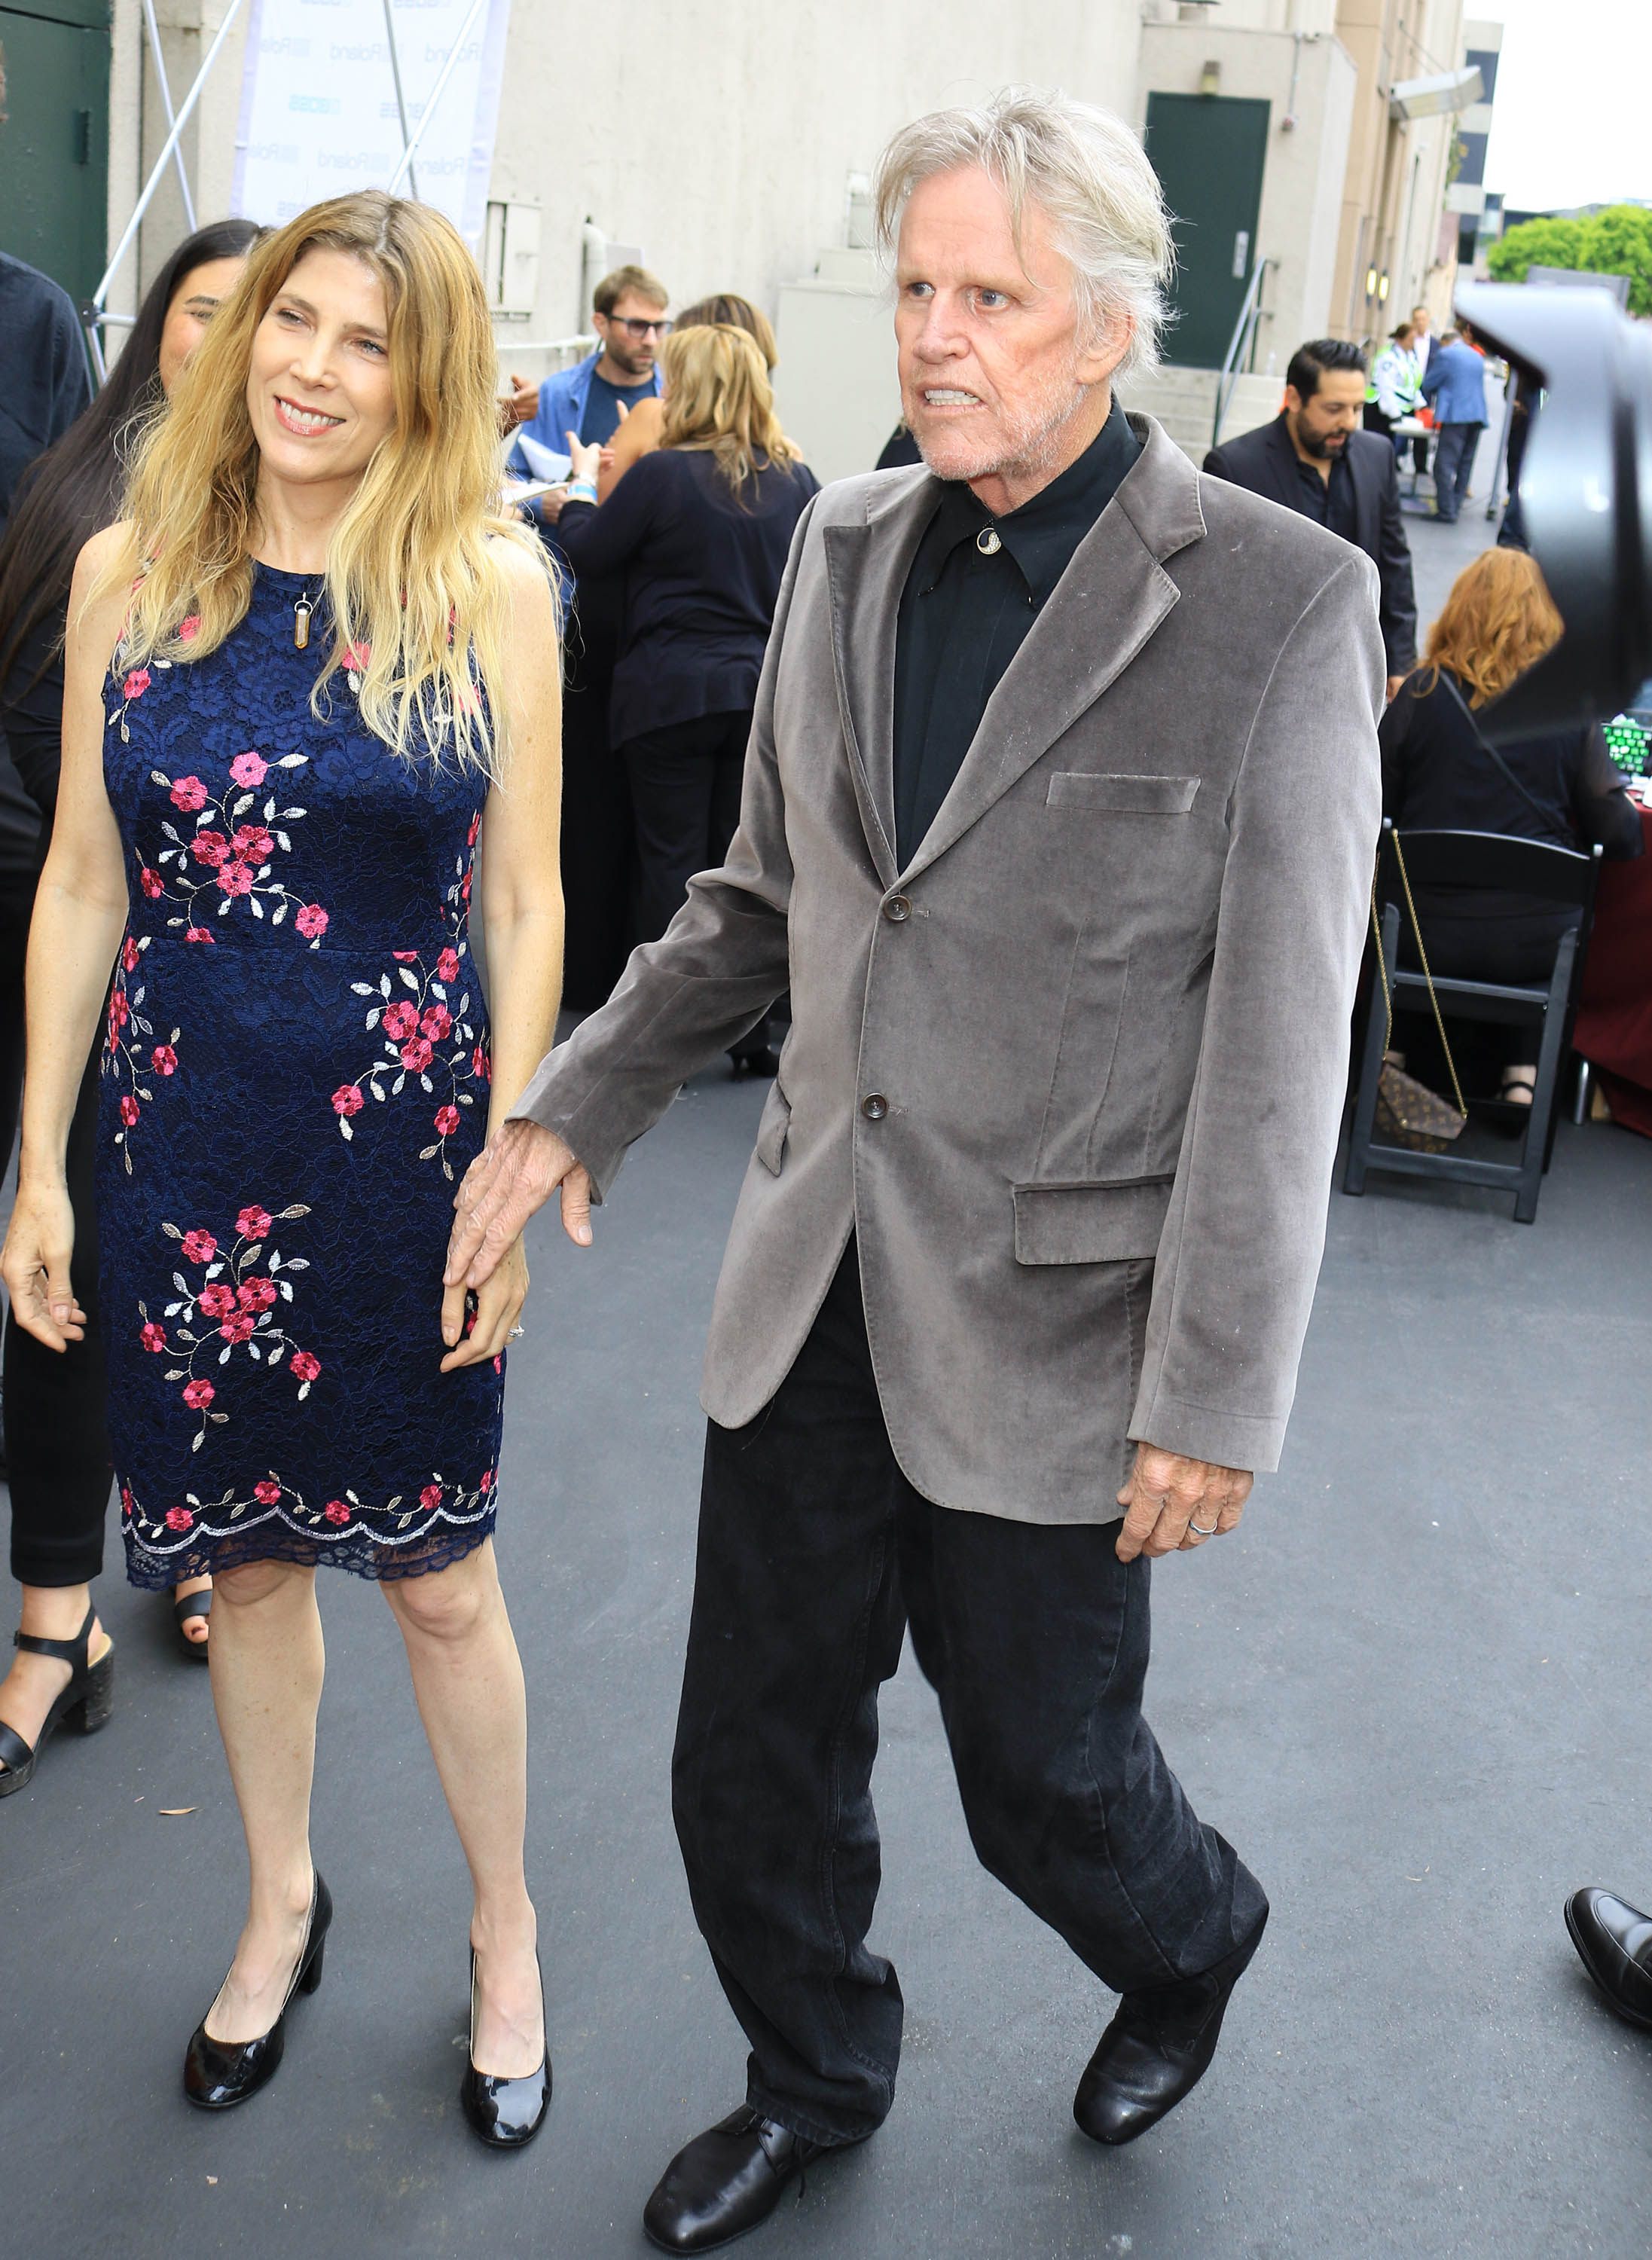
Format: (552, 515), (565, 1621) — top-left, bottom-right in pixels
(1480, 0), (1652, 212)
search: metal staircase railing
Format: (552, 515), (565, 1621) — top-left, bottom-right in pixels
(1211, 256), (1275, 450)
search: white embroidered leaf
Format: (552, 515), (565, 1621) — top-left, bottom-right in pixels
(350, 983), (374, 996)
(205, 1263), (223, 1278)
(369, 1080), (385, 1101)
(398, 968), (420, 991)
(249, 896), (264, 919)
(209, 1411), (227, 1423)
(419, 1143), (439, 1161)
(442, 1159), (453, 1181)
(267, 1344), (286, 1367)
(271, 903), (286, 924)
(392, 1073), (405, 1094)
(150, 771), (170, 786)
(279, 1204), (310, 1217)
(191, 1433), (203, 1451)
(275, 833), (291, 853)
(430, 982), (447, 1000)
(161, 822), (182, 842)
(298, 1382), (311, 1401)
(232, 793), (253, 816)
(282, 1256), (310, 1269)
(218, 1346), (232, 1365)
(243, 1243), (263, 1263)
(163, 1304), (182, 1319)
(163, 1367), (185, 1381)
(269, 1252), (281, 1272)
(459, 993), (471, 1015)
(172, 1272), (188, 1293)
(281, 807), (305, 819)
(276, 754), (308, 768)
(380, 975), (392, 997)
(279, 1281), (294, 1300)
(339, 1118), (353, 1141)
(365, 1009), (380, 1030)
(264, 798), (276, 820)
(218, 899), (231, 915)
(420, 1074), (432, 1092)
(248, 1343), (261, 1361)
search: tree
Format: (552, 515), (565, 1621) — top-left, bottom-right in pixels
(1488, 205), (1652, 317)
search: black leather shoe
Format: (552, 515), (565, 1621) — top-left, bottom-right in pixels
(1565, 1888), (1652, 2029)
(1074, 1918), (1266, 2147)
(459, 1947), (551, 2149)
(643, 2106), (826, 2253)
(183, 1873), (331, 2109)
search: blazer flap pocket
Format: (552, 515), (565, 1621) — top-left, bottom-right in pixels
(753, 1080), (792, 1175)
(1012, 1177), (1174, 1266)
(1047, 771), (1200, 814)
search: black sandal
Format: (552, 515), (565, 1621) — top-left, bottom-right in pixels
(0, 1605), (116, 1798)
(173, 1584), (212, 1663)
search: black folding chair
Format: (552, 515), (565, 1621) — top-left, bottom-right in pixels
(1343, 823), (1603, 1223)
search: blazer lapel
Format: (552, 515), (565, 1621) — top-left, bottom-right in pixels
(822, 469), (937, 888)
(1260, 416), (1305, 511)
(900, 417), (1207, 885)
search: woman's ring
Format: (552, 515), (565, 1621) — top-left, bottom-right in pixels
(508, 1325), (526, 1339)
(1189, 1518), (1219, 1538)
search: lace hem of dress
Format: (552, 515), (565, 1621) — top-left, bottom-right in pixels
(119, 1467), (499, 1586)
(123, 1516), (496, 1586)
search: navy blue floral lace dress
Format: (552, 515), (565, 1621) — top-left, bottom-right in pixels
(101, 564), (503, 1587)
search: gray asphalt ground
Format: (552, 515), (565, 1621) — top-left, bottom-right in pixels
(11, 462), (1652, 2260)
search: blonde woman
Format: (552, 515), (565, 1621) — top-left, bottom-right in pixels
(0, 192), (563, 2141)
(554, 324), (817, 1068)
(594, 292), (780, 501)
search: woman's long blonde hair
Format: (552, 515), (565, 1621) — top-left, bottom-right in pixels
(94, 191), (550, 773)
(658, 323), (802, 490)
(1419, 545), (1564, 708)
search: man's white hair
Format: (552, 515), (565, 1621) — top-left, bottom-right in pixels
(874, 87), (1174, 380)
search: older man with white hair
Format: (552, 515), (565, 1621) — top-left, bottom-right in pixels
(447, 87), (1382, 2250)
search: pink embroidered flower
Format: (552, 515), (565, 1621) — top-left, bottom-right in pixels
(185, 926), (215, 945)
(182, 1378), (215, 1410)
(392, 950), (420, 963)
(190, 831), (229, 868)
(164, 1504), (194, 1532)
(199, 1284), (236, 1320)
(140, 867), (163, 899)
(151, 1043), (178, 1076)
(177, 615), (200, 643)
(331, 1084), (364, 1118)
(237, 1276), (277, 1312)
(219, 1313), (255, 1345)
(420, 1483), (443, 1510)
(253, 1478), (282, 1505)
(472, 1043), (490, 1084)
(420, 1003), (451, 1042)
(323, 1499), (350, 1526)
(229, 750), (267, 788)
(295, 903), (328, 940)
(467, 812), (481, 848)
(181, 1229), (217, 1264)
(121, 1486), (133, 1515)
(493, 1354), (503, 1375)
(119, 1095), (141, 1127)
(434, 1104), (460, 1136)
(478, 1469), (493, 1494)
(231, 824), (274, 865)
(460, 870), (472, 903)
(342, 642), (371, 674)
(383, 1000), (419, 1041)
(140, 1321), (166, 1353)
(289, 1350), (321, 1383)
(123, 668), (152, 700)
(122, 936), (142, 973)
(169, 774), (207, 811)
(437, 948), (460, 982)
(217, 860), (255, 897)
(236, 1205), (273, 1241)
(400, 1036), (435, 1072)
(108, 988), (129, 1030)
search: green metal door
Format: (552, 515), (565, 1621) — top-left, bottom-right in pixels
(1144, 93), (1270, 370)
(0, 0), (110, 307)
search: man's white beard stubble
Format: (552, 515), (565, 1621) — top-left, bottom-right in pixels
(912, 349), (1094, 491)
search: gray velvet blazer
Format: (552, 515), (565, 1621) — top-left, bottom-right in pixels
(513, 416), (1384, 1526)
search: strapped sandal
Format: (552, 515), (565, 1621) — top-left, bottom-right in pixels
(173, 1584), (213, 1664)
(0, 1605), (116, 1799)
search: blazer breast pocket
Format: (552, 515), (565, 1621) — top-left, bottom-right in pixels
(1046, 772), (1201, 815)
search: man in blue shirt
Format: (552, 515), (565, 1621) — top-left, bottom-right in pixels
(504, 262), (668, 486)
(1421, 317), (1489, 524)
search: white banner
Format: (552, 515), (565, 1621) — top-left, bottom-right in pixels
(233, 0), (511, 249)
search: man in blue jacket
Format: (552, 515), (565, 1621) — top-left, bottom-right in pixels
(505, 262), (668, 490)
(1421, 317), (1489, 524)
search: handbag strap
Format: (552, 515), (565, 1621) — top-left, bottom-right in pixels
(1371, 833), (1468, 1119)
(1437, 669), (1557, 832)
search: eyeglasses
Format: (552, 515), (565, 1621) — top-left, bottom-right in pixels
(602, 315), (670, 340)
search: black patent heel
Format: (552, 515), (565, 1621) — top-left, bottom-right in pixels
(183, 1871), (332, 2110)
(0, 1604), (115, 1798)
(460, 1944), (551, 2150)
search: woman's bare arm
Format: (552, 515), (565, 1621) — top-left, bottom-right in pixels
(597, 394), (664, 502)
(2, 526), (135, 1347)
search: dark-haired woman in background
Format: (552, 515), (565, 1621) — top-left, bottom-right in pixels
(1381, 545), (1642, 1105)
(0, 217), (260, 1794)
(553, 322), (817, 1074)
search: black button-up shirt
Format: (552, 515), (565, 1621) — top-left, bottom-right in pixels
(1293, 445), (1357, 544)
(891, 399), (1143, 866)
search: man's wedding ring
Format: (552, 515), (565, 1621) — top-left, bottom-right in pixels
(1188, 1518), (1219, 1538)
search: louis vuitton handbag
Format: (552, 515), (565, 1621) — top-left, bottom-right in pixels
(1370, 832), (1468, 1153)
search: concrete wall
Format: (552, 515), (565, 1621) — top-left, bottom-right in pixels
(1135, 23), (1357, 374)
(1330, 0), (1465, 339)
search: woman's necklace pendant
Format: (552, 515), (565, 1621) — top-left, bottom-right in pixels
(293, 594), (313, 651)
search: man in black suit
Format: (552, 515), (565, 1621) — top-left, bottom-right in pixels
(1205, 339), (1416, 700)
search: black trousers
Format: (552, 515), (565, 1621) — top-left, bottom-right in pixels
(621, 708), (753, 948)
(557, 587), (637, 1011)
(0, 866), (114, 1587)
(672, 1240), (1267, 2146)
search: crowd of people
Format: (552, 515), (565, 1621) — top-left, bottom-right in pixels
(0, 72), (1645, 2260)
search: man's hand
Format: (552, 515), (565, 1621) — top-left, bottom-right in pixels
(503, 373), (539, 430)
(444, 1119), (593, 1293)
(1114, 1444), (1252, 1562)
